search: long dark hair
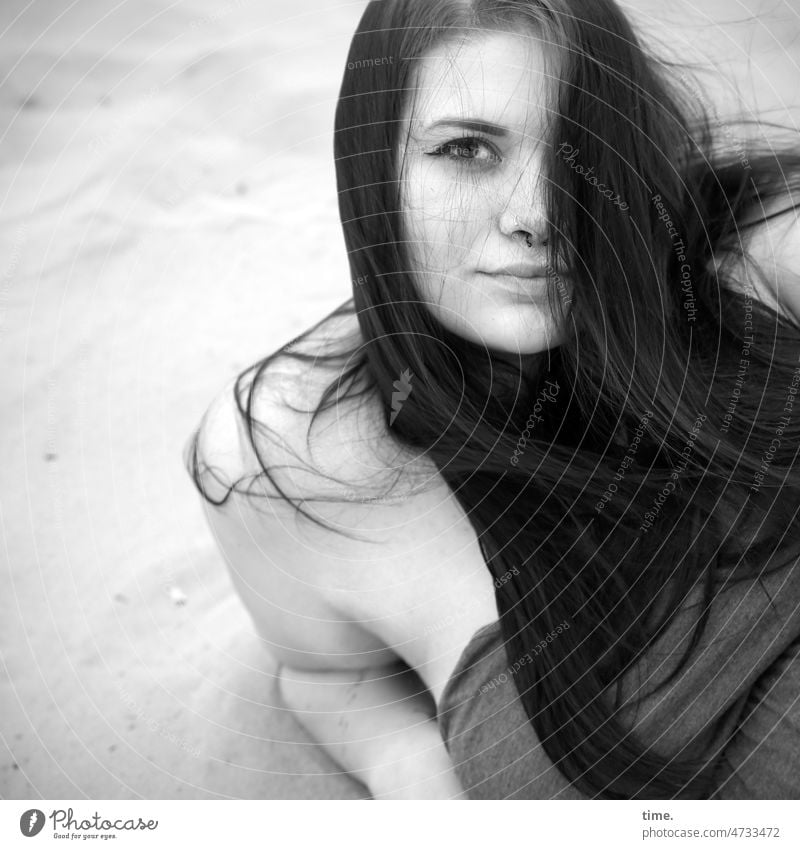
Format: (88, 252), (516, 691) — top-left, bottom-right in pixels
(185, 0), (800, 798)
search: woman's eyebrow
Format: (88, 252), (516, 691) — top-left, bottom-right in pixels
(424, 118), (509, 137)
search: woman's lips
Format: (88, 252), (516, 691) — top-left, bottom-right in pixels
(478, 271), (548, 290)
(478, 263), (550, 277)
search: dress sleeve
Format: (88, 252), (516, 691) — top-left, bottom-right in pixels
(710, 636), (800, 799)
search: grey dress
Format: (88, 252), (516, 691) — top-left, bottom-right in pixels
(435, 549), (800, 799)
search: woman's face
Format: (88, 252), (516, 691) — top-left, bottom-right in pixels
(399, 31), (572, 356)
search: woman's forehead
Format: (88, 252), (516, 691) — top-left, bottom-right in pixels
(407, 31), (554, 135)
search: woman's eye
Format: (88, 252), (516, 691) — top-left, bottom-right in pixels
(424, 137), (501, 165)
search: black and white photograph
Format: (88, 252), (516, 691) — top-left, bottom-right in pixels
(2, 0), (800, 827)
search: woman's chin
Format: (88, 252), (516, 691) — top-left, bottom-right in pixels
(480, 317), (567, 357)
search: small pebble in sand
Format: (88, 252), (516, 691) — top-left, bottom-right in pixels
(168, 586), (188, 606)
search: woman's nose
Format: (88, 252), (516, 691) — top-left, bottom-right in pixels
(497, 172), (549, 248)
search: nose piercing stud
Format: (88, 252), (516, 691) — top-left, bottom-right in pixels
(524, 234), (548, 248)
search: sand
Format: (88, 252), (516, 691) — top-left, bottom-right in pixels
(1, 0), (798, 800)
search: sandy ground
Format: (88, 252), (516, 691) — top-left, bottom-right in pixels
(1, 0), (798, 800)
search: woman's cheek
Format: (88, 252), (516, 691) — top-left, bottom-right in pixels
(410, 168), (484, 273)
(433, 182), (482, 244)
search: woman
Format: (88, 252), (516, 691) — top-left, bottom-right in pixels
(184, 0), (800, 799)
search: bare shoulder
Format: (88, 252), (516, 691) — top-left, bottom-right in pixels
(186, 307), (421, 500)
(237, 307), (436, 510)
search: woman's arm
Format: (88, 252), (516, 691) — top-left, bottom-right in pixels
(277, 660), (467, 799)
